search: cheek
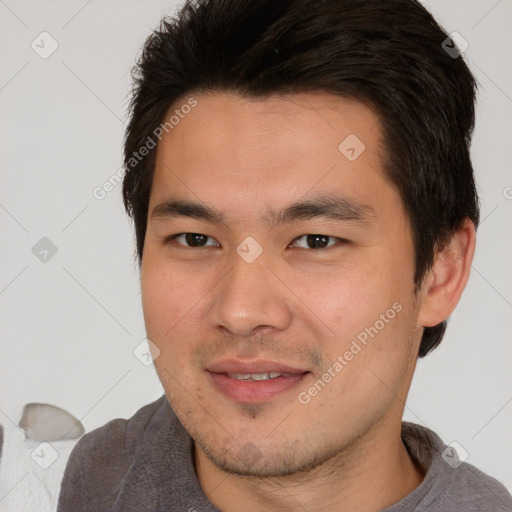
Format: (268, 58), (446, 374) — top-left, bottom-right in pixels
(141, 255), (201, 341)
(297, 258), (413, 375)
(295, 260), (392, 334)
(141, 266), (199, 383)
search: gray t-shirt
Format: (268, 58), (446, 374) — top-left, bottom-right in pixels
(57, 395), (512, 512)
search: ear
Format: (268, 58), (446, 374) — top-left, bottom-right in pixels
(417, 219), (476, 328)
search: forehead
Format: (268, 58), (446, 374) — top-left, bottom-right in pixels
(157, 91), (382, 162)
(150, 91), (400, 226)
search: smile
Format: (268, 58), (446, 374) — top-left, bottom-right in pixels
(226, 372), (293, 381)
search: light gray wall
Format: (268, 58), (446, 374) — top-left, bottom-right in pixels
(1, 0), (511, 491)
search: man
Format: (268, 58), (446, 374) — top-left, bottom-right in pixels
(58, 0), (512, 510)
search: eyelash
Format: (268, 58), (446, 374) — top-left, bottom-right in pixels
(165, 233), (347, 250)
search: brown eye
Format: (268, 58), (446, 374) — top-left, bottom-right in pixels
(172, 233), (219, 247)
(291, 234), (340, 249)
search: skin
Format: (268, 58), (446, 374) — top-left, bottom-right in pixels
(140, 91), (476, 512)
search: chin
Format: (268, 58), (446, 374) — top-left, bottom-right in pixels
(195, 434), (346, 478)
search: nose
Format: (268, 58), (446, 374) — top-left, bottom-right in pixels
(207, 249), (293, 337)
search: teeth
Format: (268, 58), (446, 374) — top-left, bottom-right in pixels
(227, 372), (284, 381)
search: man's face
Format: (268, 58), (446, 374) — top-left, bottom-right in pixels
(141, 91), (424, 476)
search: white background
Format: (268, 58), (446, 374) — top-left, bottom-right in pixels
(1, 0), (511, 492)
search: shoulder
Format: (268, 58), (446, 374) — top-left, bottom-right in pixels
(401, 422), (512, 511)
(57, 395), (170, 512)
(65, 394), (169, 468)
(442, 461), (512, 511)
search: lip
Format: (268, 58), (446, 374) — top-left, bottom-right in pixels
(207, 359), (308, 375)
(207, 359), (309, 403)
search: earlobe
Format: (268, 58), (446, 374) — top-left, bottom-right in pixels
(417, 219), (476, 328)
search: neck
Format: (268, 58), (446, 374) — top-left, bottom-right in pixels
(195, 417), (425, 512)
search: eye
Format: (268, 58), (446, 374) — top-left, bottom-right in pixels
(169, 233), (220, 248)
(289, 234), (344, 250)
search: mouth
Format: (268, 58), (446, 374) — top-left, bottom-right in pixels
(226, 372), (296, 381)
(207, 360), (310, 403)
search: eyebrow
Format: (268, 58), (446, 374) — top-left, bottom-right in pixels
(151, 194), (375, 227)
